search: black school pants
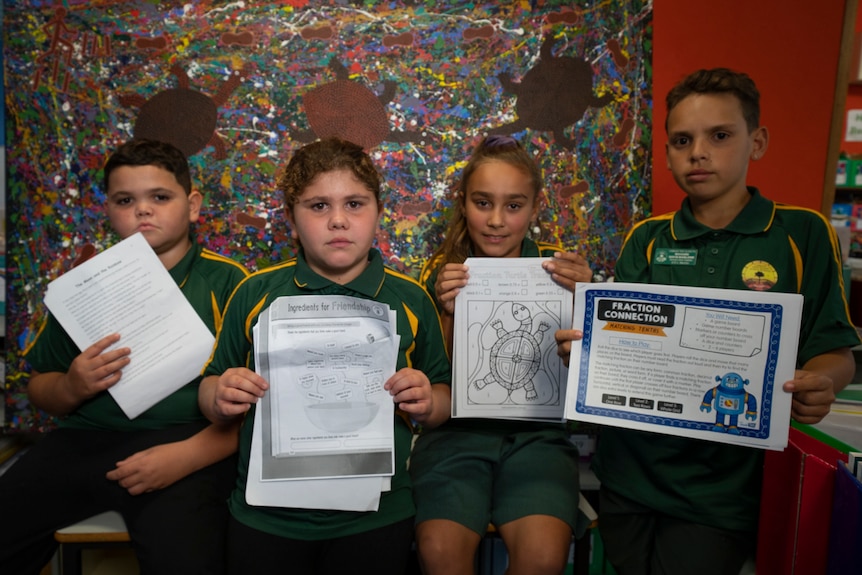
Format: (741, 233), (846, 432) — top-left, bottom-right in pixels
(0, 422), (236, 575)
(227, 514), (415, 575)
(597, 486), (756, 575)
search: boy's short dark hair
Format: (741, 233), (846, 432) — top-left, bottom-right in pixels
(103, 139), (192, 195)
(277, 137), (382, 209)
(665, 68), (760, 133)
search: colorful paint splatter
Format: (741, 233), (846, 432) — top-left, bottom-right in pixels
(3, 0), (652, 430)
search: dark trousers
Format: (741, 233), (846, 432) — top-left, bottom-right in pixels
(0, 422), (237, 575)
(598, 486), (756, 575)
(227, 515), (415, 575)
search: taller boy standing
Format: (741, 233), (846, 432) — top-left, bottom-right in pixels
(0, 139), (248, 575)
(559, 68), (859, 575)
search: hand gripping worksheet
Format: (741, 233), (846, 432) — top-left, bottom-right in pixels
(43, 233), (215, 419)
(564, 282), (802, 449)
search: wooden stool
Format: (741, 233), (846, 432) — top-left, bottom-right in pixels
(54, 511), (131, 575)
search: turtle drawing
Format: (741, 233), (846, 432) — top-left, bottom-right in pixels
(293, 58), (426, 150)
(488, 35), (613, 149)
(119, 62), (249, 159)
(475, 303), (550, 401)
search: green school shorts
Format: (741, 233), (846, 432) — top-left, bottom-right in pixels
(409, 424), (581, 535)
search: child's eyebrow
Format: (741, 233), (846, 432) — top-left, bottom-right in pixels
(707, 123), (737, 132)
(469, 189), (530, 200)
(107, 187), (173, 197)
(669, 123), (737, 137)
(667, 128), (692, 138)
(298, 192), (372, 204)
(297, 195), (329, 203)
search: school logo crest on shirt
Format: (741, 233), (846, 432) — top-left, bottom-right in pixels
(741, 260), (778, 291)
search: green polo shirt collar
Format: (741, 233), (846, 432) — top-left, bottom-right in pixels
(671, 187), (775, 241)
(520, 238), (541, 257)
(168, 241), (201, 288)
(293, 248), (385, 298)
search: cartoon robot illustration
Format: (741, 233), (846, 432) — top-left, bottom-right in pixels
(475, 303), (549, 401)
(700, 372), (758, 434)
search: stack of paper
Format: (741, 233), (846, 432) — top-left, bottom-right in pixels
(247, 295), (400, 511)
(452, 258), (572, 421)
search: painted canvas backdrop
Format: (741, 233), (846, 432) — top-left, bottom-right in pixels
(3, 0), (652, 430)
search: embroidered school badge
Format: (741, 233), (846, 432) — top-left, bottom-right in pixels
(741, 260), (778, 291)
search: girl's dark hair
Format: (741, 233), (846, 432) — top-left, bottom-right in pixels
(277, 137), (382, 209)
(430, 135), (543, 266)
(103, 139), (192, 194)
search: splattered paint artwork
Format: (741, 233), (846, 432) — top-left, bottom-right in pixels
(3, 0), (652, 430)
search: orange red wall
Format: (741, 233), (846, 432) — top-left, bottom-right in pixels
(651, 1), (849, 216)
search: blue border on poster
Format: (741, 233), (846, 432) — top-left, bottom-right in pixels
(573, 288), (784, 440)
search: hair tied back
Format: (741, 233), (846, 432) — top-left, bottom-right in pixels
(484, 134), (519, 149)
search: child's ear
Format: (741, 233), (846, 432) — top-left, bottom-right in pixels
(285, 206), (299, 240)
(188, 190), (203, 222)
(750, 126), (769, 161)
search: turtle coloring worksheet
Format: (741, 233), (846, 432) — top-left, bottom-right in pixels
(453, 258), (573, 421)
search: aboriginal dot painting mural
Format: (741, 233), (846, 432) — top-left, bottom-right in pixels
(3, 0), (652, 430)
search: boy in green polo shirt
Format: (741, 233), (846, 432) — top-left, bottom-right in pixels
(0, 139), (249, 575)
(198, 137), (451, 575)
(557, 68), (859, 575)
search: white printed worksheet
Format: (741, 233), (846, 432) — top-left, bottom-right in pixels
(246, 295), (399, 511)
(43, 232), (215, 419)
(453, 257), (573, 421)
(256, 295), (397, 479)
(564, 282), (802, 450)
